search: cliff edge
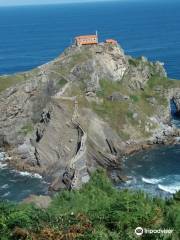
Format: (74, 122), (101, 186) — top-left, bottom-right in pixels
(1, 42), (180, 189)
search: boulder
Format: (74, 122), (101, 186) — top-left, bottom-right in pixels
(107, 92), (129, 102)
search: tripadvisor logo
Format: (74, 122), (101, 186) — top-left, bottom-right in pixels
(135, 227), (174, 236)
(135, 227), (144, 236)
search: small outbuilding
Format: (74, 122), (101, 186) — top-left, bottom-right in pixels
(105, 39), (118, 45)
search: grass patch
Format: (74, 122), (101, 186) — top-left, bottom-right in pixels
(126, 111), (134, 119)
(130, 95), (140, 102)
(68, 51), (92, 69)
(0, 73), (25, 93)
(92, 79), (155, 137)
(91, 100), (129, 127)
(97, 79), (129, 97)
(58, 78), (67, 87)
(54, 50), (92, 77)
(137, 92), (155, 115)
(93, 79), (131, 127)
(91, 77), (172, 139)
(147, 75), (180, 90)
(19, 123), (34, 135)
(118, 130), (130, 141)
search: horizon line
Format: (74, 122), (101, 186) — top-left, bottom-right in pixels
(0, 0), (171, 8)
(0, 0), (123, 7)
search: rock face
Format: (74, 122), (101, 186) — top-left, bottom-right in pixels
(0, 42), (180, 190)
(123, 56), (167, 90)
(69, 44), (128, 93)
(169, 88), (180, 116)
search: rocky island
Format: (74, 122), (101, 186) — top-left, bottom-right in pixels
(1, 41), (180, 191)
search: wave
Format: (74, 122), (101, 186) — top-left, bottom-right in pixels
(0, 162), (7, 169)
(9, 179), (17, 183)
(125, 179), (134, 185)
(0, 152), (11, 161)
(142, 177), (162, 185)
(0, 152), (5, 161)
(15, 171), (43, 179)
(158, 184), (180, 194)
(2, 192), (10, 197)
(1, 184), (9, 189)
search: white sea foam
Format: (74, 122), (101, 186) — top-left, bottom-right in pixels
(0, 152), (5, 161)
(0, 162), (7, 169)
(2, 192), (10, 197)
(124, 176), (136, 185)
(1, 184), (9, 189)
(17, 171), (43, 179)
(142, 177), (162, 185)
(9, 179), (17, 183)
(125, 180), (134, 185)
(158, 184), (180, 194)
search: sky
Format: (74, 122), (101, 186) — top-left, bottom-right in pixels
(0, 0), (123, 6)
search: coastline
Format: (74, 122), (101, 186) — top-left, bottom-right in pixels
(2, 127), (180, 201)
(0, 43), (180, 198)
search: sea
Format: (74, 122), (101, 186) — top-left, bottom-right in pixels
(0, 0), (180, 201)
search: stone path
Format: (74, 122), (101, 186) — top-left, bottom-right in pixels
(53, 82), (89, 189)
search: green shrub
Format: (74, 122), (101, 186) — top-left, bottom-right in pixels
(19, 123), (33, 135)
(128, 58), (140, 67)
(0, 170), (179, 239)
(130, 95), (140, 102)
(58, 78), (67, 87)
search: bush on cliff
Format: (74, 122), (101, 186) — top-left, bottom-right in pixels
(0, 170), (179, 240)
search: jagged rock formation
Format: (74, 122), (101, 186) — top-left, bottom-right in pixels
(0, 42), (180, 190)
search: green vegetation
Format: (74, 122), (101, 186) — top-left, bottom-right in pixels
(19, 123), (34, 135)
(0, 170), (179, 240)
(69, 52), (91, 68)
(0, 74), (25, 93)
(58, 78), (68, 87)
(92, 79), (131, 131)
(92, 99), (129, 126)
(130, 95), (140, 102)
(126, 111), (134, 120)
(89, 75), (180, 139)
(118, 130), (130, 140)
(128, 58), (141, 67)
(97, 79), (129, 97)
(91, 79), (155, 139)
(147, 76), (176, 89)
(140, 76), (173, 110)
(56, 50), (92, 77)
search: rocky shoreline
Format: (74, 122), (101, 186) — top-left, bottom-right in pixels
(1, 42), (180, 192)
(3, 119), (180, 188)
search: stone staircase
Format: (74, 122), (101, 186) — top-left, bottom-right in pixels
(53, 83), (89, 189)
(69, 98), (89, 189)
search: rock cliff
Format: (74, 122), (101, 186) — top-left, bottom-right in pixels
(0, 43), (180, 190)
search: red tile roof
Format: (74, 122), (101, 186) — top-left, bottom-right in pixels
(75, 35), (97, 39)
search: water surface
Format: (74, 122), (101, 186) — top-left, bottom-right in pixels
(120, 145), (180, 197)
(0, 153), (49, 202)
(0, 1), (180, 78)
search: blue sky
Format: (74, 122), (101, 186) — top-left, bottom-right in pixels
(0, 0), (123, 6)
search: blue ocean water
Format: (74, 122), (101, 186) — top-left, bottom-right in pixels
(0, 153), (49, 202)
(0, 1), (180, 200)
(0, 1), (180, 78)
(119, 145), (180, 198)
